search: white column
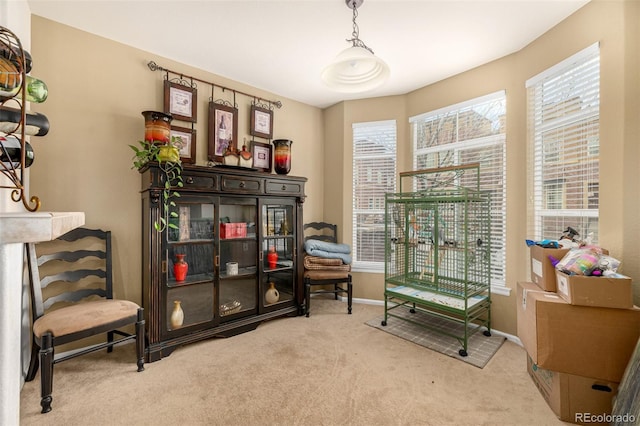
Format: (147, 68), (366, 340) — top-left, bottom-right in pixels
(0, 242), (23, 426)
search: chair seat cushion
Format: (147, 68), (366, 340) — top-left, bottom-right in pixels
(304, 270), (351, 281)
(33, 299), (140, 338)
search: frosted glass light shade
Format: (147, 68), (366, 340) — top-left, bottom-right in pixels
(321, 46), (390, 93)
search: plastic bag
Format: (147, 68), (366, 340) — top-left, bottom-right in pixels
(555, 246), (603, 275)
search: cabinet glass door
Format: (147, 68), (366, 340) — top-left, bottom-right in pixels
(218, 197), (257, 319)
(165, 197), (215, 333)
(261, 201), (295, 308)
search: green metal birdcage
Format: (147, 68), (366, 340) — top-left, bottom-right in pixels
(382, 163), (492, 357)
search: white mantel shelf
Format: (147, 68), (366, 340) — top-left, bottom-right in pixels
(0, 211), (84, 424)
(0, 211), (85, 243)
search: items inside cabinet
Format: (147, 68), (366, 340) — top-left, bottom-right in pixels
(261, 202), (295, 307)
(140, 164), (306, 362)
(167, 201), (215, 285)
(165, 199), (216, 332)
(219, 199), (258, 318)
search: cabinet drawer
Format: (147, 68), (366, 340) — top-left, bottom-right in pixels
(265, 179), (303, 196)
(183, 174), (217, 190)
(220, 175), (262, 193)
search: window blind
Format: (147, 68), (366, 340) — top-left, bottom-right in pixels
(409, 91), (507, 287)
(352, 120), (397, 272)
(527, 43), (600, 243)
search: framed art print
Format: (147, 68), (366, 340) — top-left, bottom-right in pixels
(251, 141), (272, 172)
(250, 105), (273, 139)
(170, 125), (196, 164)
(208, 102), (238, 163)
(164, 81), (197, 123)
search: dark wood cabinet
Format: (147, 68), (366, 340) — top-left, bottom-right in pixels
(140, 164), (306, 362)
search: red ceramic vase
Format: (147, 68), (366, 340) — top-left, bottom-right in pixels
(267, 247), (278, 269)
(174, 254), (188, 282)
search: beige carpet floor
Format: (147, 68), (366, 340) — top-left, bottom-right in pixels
(20, 298), (567, 426)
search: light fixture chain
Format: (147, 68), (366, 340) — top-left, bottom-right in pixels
(351, 5), (359, 41)
(345, 0), (374, 54)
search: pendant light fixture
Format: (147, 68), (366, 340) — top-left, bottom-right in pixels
(321, 0), (389, 93)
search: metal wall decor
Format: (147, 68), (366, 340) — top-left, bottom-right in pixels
(251, 141), (272, 173)
(0, 26), (41, 211)
(170, 125), (196, 164)
(250, 101), (273, 139)
(208, 100), (238, 163)
(164, 79), (197, 123)
(148, 61), (283, 170)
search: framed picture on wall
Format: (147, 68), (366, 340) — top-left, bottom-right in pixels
(164, 81), (197, 123)
(207, 102), (238, 163)
(251, 141), (272, 173)
(170, 125), (196, 164)
(250, 105), (273, 139)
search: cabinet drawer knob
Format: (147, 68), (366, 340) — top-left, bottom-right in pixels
(186, 177), (194, 184)
(281, 185), (286, 191)
(239, 181), (245, 188)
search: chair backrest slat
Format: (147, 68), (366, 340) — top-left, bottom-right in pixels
(26, 228), (113, 323)
(42, 288), (109, 311)
(39, 269), (107, 289)
(304, 222), (338, 243)
(37, 249), (106, 266)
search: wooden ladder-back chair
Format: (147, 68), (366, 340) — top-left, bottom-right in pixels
(25, 227), (145, 414)
(303, 222), (353, 317)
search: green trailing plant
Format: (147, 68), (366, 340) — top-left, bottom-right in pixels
(130, 137), (183, 232)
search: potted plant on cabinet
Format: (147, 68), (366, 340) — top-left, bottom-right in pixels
(130, 136), (183, 232)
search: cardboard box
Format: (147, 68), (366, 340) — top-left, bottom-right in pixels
(529, 245), (570, 291)
(220, 222), (247, 239)
(517, 281), (640, 382)
(527, 354), (618, 424)
(556, 270), (634, 309)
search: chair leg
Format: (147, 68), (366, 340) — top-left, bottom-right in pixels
(107, 330), (114, 353)
(334, 283), (338, 300)
(39, 333), (54, 414)
(304, 277), (311, 318)
(135, 308), (145, 372)
(25, 339), (40, 382)
(347, 275), (353, 314)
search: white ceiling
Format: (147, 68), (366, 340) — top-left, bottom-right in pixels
(26, 0), (590, 109)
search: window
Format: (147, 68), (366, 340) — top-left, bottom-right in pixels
(352, 120), (397, 272)
(545, 180), (565, 209)
(527, 43), (600, 243)
(409, 91), (507, 289)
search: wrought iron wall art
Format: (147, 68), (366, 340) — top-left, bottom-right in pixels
(164, 78), (197, 123)
(251, 141), (272, 173)
(0, 26), (41, 211)
(250, 100), (273, 140)
(208, 99), (238, 163)
(170, 125), (196, 164)
(148, 61), (282, 168)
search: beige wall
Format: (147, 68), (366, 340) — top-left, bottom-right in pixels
(29, 16), (324, 305)
(27, 0), (638, 337)
(325, 0), (639, 335)
(622, 0), (640, 313)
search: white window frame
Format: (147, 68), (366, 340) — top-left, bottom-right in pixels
(351, 120), (397, 273)
(409, 91), (508, 295)
(527, 43), (600, 243)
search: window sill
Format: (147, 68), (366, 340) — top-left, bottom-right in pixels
(491, 285), (511, 297)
